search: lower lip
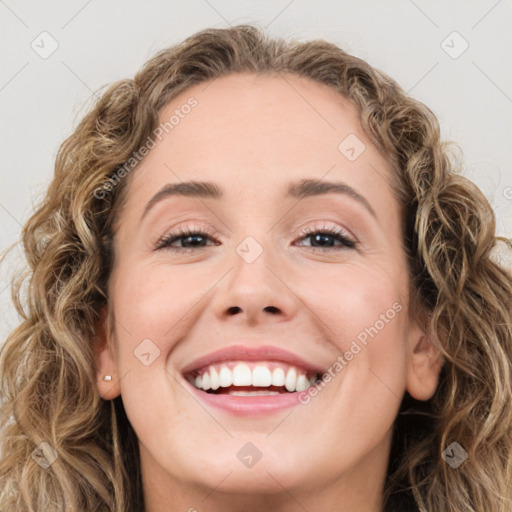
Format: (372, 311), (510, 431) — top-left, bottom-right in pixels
(184, 379), (307, 416)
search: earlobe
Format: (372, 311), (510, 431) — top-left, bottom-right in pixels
(93, 306), (121, 400)
(406, 326), (444, 401)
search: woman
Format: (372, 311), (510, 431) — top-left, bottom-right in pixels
(1, 24), (511, 512)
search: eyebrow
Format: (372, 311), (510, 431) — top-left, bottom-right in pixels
(287, 178), (376, 218)
(141, 178), (376, 222)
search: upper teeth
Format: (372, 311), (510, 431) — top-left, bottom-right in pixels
(189, 362), (318, 393)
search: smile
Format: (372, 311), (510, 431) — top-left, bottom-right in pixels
(186, 361), (321, 395)
(180, 345), (327, 415)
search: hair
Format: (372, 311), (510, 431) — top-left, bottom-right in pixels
(1, 23), (511, 512)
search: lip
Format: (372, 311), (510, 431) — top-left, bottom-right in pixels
(179, 344), (324, 416)
(182, 374), (312, 416)
(180, 344), (326, 375)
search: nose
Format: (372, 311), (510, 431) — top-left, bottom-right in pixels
(211, 242), (299, 327)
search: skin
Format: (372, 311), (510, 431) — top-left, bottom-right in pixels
(94, 73), (442, 512)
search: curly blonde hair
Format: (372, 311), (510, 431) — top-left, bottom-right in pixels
(1, 24), (511, 512)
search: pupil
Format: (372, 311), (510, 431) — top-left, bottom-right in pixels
(184, 235), (204, 247)
(313, 234), (333, 247)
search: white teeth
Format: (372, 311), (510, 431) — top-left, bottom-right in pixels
(232, 363), (252, 386)
(209, 365), (220, 390)
(190, 362), (319, 393)
(296, 373), (307, 392)
(202, 372), (211, 390)
(229, 390), (280, 396)
(272, 367), (285, 386)
(252, 366), (272, 387)
(219, 366), (233, 387)
(285, 367), (297, 392)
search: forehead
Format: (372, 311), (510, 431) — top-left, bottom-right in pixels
(155, 72), (368, 166)
(122, 72), (397, 221)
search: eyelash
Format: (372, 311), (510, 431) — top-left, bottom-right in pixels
(155, 224), (357, 252)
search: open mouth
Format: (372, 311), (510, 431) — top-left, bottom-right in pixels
(184, 361), (321, 396)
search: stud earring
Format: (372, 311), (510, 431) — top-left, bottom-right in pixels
(103, 375), (112, 382)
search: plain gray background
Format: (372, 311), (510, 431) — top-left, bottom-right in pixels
(1, 0), (511, 344)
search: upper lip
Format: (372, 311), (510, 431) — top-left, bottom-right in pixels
(181, 344), (326, 375)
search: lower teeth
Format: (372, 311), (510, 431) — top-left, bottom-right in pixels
(228, 390), (281, 396)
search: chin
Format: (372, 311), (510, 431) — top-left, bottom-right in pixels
(191, 448), (315, 493)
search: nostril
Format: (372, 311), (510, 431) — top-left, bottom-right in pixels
(264, 306), (280, 314)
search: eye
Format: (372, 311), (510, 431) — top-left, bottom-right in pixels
(294, 224), (357, 250)
(155, 224), (357, 252)
(155, 226), (219, 251)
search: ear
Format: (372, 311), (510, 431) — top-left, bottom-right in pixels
(93, 306), (121, 400)
(405, 318), (443, 401)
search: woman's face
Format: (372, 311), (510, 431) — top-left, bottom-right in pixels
(96, 73), (441, 510)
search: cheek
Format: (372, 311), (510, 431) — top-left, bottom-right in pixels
(298, 262), (409, 394)
(301, 262), (407, 343)
(108, 263), (196, 442)
(109, 261), (227, 413)
(111, 259), (207, 342)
